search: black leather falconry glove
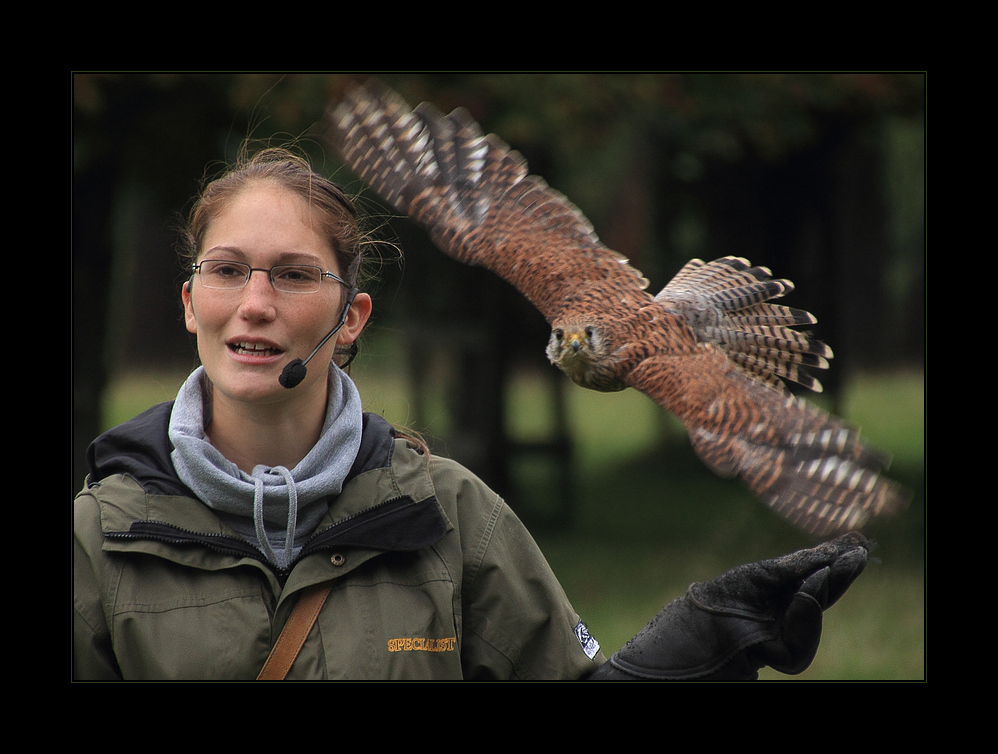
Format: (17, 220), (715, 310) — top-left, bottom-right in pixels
(589, 532), (870, 680)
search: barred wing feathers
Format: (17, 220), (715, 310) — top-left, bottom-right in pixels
(329, 81), (651, 326)
(625, 348), (909, 537)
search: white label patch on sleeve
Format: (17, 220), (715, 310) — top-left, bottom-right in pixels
(575, 620), (601, 660)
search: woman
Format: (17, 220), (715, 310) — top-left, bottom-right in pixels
(74, 147), (870, 681)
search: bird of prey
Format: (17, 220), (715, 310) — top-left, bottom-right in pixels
(327, 80), (910, 538)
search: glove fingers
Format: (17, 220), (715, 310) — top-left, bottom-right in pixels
(797, 545), (868, 609)
(761, 545), (867, 675)
(822, 546), (868, 608)
(759, 590), (823, 675)
(798, 566), (831, 605)
(692, 533), (869, 617)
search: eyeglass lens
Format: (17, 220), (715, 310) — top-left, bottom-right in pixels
(197, 260), (324, 293)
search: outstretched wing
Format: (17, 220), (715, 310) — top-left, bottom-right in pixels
(327, 80), (910, 537)
(626, 347), (908, 537)
(327, 79), (651, 326)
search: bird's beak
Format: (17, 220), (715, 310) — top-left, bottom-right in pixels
(568, 332), (585, 353)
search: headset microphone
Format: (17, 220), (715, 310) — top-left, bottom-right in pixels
(279, 288), (359, 389)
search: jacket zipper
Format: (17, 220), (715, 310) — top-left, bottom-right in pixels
(106, 494), (426, 577)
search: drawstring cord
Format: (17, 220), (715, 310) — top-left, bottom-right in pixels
(252, 466), (298, 570)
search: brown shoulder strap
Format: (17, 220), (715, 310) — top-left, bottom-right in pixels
(257, 582), (332, 680)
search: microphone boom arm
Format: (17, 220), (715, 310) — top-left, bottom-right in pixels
(279, 288), (359, 389)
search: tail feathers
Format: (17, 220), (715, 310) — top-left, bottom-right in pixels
(657, 256), (830, 393)
(705, 324), (832, 392)
(661, 256), (775, 297)
(727, 304), (818, 330)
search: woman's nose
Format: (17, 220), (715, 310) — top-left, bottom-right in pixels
(238, 270), (278, 317)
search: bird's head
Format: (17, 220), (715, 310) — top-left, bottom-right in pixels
(547, 325), (595, 361)
(546, 322), (624, 391)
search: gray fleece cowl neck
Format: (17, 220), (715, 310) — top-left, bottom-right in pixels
(168, 365), (363, 570)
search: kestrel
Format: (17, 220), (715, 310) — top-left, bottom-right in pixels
(327, 80), (910, 537)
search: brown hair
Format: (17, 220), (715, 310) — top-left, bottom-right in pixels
(180, 146), (365, 287)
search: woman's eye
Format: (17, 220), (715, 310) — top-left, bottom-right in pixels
(277, 267), (309, 282)
(203, 262), (246, 279)
(274, 266), (321, 288)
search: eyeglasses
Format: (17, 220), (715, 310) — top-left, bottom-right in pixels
(192, 260), (350, 294)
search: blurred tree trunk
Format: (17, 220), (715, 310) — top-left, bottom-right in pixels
(681, 116), (906, 410)
(73, 159), (117, 494)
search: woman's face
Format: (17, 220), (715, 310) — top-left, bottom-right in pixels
(182, 181), (370, 410)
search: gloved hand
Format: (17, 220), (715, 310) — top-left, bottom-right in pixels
(589, 532), (870, 680)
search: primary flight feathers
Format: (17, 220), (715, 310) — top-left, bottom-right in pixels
(327, 80), (910, 537)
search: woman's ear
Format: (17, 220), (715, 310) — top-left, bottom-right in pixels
(339, 291), (372, 346)
(182, 278), (198, 334)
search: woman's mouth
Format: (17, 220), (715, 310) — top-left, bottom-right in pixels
(228, 341), (284, 357)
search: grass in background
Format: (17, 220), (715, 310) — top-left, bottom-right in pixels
(100, 369), (191, 431)
(102, 337), (924, 681)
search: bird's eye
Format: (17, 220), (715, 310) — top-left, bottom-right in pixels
(585, 326), (595, 339)
(554, 328), (564, 340)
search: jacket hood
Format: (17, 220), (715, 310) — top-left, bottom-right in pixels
(86, 402), (397, 496)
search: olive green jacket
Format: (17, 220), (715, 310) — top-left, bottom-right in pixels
(73, 407), (604, 680)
